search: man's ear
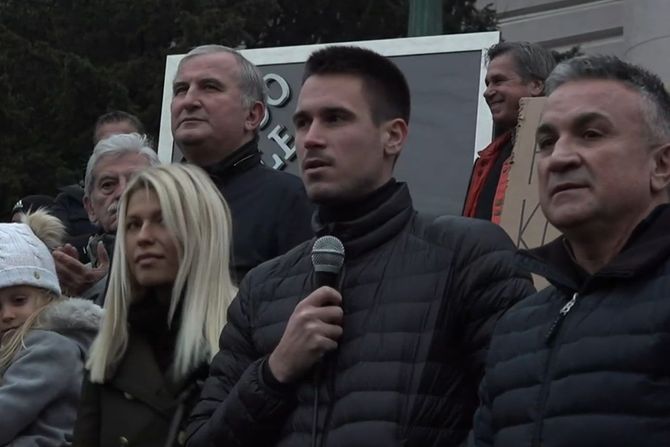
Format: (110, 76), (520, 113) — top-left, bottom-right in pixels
(245, 101), (265, 132)
(529, 79), (544, 97)
(651, 142), (670, 194)
(83, 196), (98, 225)
(382, 118), (409, 159)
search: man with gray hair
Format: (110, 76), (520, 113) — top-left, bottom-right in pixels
(53, 133), (159, 302)
(53, 110), (146, 241)
(463, 41), (556, 224)
(171, 45), (313, 281)
(470, 55), (670, 446)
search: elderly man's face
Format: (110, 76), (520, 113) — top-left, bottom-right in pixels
(535, 79), (660, 233)
(84, 152), (152, 233)
(170, 52), (262, 166)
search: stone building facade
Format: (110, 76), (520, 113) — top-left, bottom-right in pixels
(476, 0), (670, 81)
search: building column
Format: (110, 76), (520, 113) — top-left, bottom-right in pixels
(624, 0), (670, 82)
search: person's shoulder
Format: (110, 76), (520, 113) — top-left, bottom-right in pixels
(22, 329), (82, 359)
(4, 330), (83, 392)
(414, 214), (516, 253)
(23, 329), (69, 344)
(494, 284), (558, 333)
(242, 238), (312, 286)
(251, 165), (305, 189)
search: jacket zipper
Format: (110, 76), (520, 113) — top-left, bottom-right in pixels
(532, 292), (579, 447)
(546, 292), (578, 344)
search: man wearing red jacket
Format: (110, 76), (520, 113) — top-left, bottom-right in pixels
(463, 41), (555, 223)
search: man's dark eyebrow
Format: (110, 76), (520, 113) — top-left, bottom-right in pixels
(199, 77), (224, 86)
(96, 174), (118, 183)
(572, 111), (611, 129)
(172, 81), (187, 93)
(293, 106), (354, 123)
(535, 111), (611, 137)
(536, 122), (555, 138)
(292, 110), (309, 124)
(317, 106), (356, 121)
(485, 73), (506, 83)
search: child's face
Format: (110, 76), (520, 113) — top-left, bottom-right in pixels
(0, 286), (45, 334)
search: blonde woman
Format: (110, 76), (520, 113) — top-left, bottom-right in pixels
(73, 164), (237, 447)
(0, 210), (102, 445)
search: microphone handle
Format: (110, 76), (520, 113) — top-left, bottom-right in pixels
(311, 269), (339, 447)
(314, 271), (339, 290)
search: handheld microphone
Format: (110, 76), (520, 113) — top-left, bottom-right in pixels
(311, 235), (345, 289)
(310, 236), (345, 447)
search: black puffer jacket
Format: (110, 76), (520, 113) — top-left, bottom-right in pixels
(471, 204), (670, 447)
(187, 184), (533, 447)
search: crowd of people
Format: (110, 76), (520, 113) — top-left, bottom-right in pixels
(1, 38), (670, 447)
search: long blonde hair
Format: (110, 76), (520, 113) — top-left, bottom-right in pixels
(0, 210), (66, 374)
(87, 164), (237, 383)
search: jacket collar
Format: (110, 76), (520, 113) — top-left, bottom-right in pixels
(313, 182), (415, 259)
(202, 137), (261, 185)
(518, 204), (670, 292)
(476, 130), (513, 160)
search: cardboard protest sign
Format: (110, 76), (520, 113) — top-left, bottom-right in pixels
(500, 97), (561, 289)
(500, 97), (560, 248)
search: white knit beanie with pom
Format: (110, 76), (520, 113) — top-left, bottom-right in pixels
(0, 210), (65, 295)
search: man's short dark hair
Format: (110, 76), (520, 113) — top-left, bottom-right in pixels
(546, 55), (670, 144)
(303, 46), (411, 124)
(487, 41), (556, 84)
(93, 110), (145, 143)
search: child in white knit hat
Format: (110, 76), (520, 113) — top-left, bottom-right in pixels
(0, 210), (102, 446)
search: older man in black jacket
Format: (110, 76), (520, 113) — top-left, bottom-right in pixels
(171, 45), (313, 282)
(187, 46), (534, 447)
(470, 56), (670, 447)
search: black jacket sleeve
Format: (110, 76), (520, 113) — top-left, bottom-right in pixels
(185, 282), (297, 447)
(450, 218), (535, 381)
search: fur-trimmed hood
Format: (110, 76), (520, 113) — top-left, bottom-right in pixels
(37, 298), (103, 353)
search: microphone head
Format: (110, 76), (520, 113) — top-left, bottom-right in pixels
(311, 236), (345, 274)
